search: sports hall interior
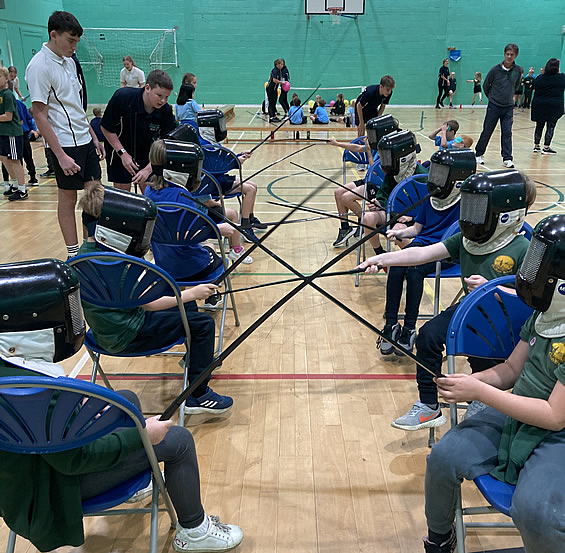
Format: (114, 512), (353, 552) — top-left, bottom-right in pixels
(1, 1), (564, 552)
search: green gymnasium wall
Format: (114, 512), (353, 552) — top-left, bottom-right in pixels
(1, 1), (564, 106)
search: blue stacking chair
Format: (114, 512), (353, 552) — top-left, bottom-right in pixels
(0, 375), (176, 553)
(201, 144), (244, 198)
(354, 158), (384, 286)
(342, 136), (372, 186)
(445, 275), (534, 553)
(151, 202), (240, 356)
(68, 252), (193, 426)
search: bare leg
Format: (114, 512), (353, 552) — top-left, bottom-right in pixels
(0, 157), (25, 185)
(363, 209), (386, 250)
(334, 182), (358, 221)
(114, 182), (132, 192)
(57, 188), (79, 246)
(231, 178), (257, 219)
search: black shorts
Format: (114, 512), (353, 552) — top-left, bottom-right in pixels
(353, 179), (365, 187)
(473, 85), (481, 93)
(47, 141), (102, 190)
(0, 135), (23, 160)
(219, 174), (236, 194)
(107, 154), (149, 185)
(312, 119), (329, 125)
(207, 205), (225, 224)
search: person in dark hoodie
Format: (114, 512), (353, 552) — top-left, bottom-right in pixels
(475, 44), (522, 169)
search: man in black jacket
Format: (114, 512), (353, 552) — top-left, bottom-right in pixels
(475, 44), (522, 168)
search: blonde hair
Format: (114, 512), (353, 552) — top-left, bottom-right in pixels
(460, 135), (473, 148)
(147, 140), (168, 191)
(474, 71), (482, 80)
(78, 181), (104, 217)
(0, 67), (9, 79)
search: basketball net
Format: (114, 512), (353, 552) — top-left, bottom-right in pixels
(329, 8), (342, 25)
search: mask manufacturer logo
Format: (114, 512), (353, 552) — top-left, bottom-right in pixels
(558, 283), (565, 295)
(456, 182), (462, 189)
(500, 213), (509, 224)
(529, 337), (536, 346)
(492, 255), (515, 275)
(549, 342), (565, 365)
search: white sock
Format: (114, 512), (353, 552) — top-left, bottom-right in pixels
(183, 515), (210, 537)
(3, 181), (10, 192)
(18, 183), (26, 193)
(10, 179), (18, 189)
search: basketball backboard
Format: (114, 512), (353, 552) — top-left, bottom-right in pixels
(305, 0), (365, 15)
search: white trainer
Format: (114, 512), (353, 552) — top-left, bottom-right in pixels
(173, 515), (243, 552)
(502, 159), (515, 168)
(228, 247), (253, 264)
(475, 156), (484, 165)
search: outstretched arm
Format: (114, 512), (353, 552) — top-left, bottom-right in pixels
(358, 241), (449, 273)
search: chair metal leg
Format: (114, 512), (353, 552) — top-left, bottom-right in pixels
(6, 530), (16, 553)
(149, 475), (160, 553)
(87, 349), (113, 389)
(455, 487), (466, 553)
(179, 343), (189, 427)
(433, 261), (441, 316)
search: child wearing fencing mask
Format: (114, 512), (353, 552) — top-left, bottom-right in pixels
(358, 169), (536, 432)
(420, 214), (565, 553)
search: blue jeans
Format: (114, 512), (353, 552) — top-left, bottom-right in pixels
(425, 407), (565, 553)
(475, 102), (514, 160)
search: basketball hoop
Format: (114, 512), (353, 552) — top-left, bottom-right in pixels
(328, 7), (342, 25)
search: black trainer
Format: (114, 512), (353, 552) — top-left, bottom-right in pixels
(542, 147), (557, 155)
(270, 117), (281, 123)
(423, 526), (456, 553)
(3, 187), (17, 197)
(333, 227), (357, 247)
(396, 326), (417, 355)
(378, 323), (401, 355)
(8, 189), (28, 201)
(251, 216), (268, 230)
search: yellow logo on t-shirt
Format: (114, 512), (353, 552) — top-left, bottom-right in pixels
(549, 342), (565, 365)
(492, 255), (515, 275)
(0, 97), (3, 105)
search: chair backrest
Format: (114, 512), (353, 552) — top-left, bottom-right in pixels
(201, 144), (241, 175)
(386, 174), (430, 218)
(365, 158), (385, 187)
(342, 136), (372, 165)
(193, 169), (223, 199)
(0, 376), (144, 454)
(68, 252), (182, 309)
(152, 202), (222, 247)
(446, 275), (534, 359)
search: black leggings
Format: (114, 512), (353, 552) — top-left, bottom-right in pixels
(80, 390), (205, 528)
(266, 85), (278, 118)
(534, 120), (557, 147)
(436, 83), (449, 106)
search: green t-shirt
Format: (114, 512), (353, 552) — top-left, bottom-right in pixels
(442, 232), (529, 295)
(375, 163), (428, 207)
(0, 88), (22, 137)
(79, 241), (146, 353)
(491, 313), (565, 484)
(0, 358), (143, 551)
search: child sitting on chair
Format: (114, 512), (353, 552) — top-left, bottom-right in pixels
(421, 214), (565, 553)
(0, 258), (243, 553)
(359, 169), (536, 433)
(78, 183), (234, 419)
(310, 98), (329, 124)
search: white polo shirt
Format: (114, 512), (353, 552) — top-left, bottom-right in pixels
(120, 66), (145, 88)
(25, 43), (91, 148)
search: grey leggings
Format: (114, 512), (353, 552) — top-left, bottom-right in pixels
(80, 391), (205, 528)
(425, 407), (565, 553)
(534, 120), (557, 147)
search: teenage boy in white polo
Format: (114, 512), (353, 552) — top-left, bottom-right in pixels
(26, 11), (104, 258)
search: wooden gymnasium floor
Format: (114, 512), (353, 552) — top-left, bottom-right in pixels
(1, 106), (564, 553)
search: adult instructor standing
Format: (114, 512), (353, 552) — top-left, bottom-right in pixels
(475, 43), (522, 168)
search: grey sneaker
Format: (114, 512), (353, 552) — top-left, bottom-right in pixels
(463, 400), (488, 420)
(396, 327), (417, 355)
(173, 515), (243, 552)
(202, 292), (224, 311)
(391, 401), (446, 431)
(378, 323), (401, 355)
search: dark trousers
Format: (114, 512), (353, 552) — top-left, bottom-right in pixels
(522, 89), (533, 108)
(279, 89), (290, 114)
(266, 85), (278, 118)
(415, 304), (497, 405)
(436, 83), (449, 106)
(475, 102), (514, 160)
(385, 247), (437, 329)
(80, 390), (205, 529)
(122, 302), (215, 397)
(534, 120), (557, 147)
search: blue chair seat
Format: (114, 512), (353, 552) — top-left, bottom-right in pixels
(474, 474), (515, 517)
(84, 330), (186, 358)
(82, 471), (151, 513)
